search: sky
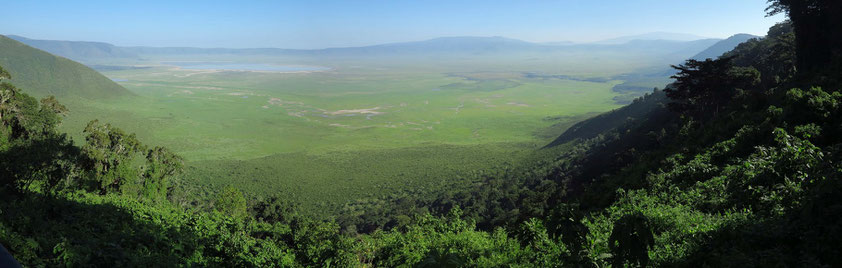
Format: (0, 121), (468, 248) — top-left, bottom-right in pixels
(1, 0), (786, 49)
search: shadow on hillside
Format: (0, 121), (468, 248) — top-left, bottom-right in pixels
(0, 189), (201, 266)
(662, 181), (842, 267)
(0, 135), (78, 189)
(0, 134), (214, 266)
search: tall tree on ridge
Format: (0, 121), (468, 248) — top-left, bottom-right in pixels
(766, 0), (842, 80)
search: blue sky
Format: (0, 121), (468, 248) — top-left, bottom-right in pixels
(1, 0), (785, 49)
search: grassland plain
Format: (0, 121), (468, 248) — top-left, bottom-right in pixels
(55, 55), (653, 216)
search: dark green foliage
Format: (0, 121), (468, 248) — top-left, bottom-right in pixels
(418, 246), (466, 268)
(608, 213), (654, 267)
(0, 134), (79, 193)
(250, 196), (299, 224)
(546, 203), (589, 259)
(765, 0), (842, 83)
(724, 22), (796, 87)
(666, 57), (759, 117)
(81, 120), (146, 194)
(367, 208), (564, 267)
(142, 146), (183, 201)
(0, 79), (78, 194)
(0, 83), (21, 133)
(548, 90), (667, 147)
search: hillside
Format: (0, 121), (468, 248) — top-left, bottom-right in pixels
(7, 35), (137, 63)
(0, 35), (131, 99)
(608, 35), (756, 104)
(692, 33), (759, 60)
(546, 90), (667, 147)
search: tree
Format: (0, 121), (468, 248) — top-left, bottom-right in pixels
(81, 120), (146, 193)
(9, 95), (70, 139)
(418, 246), (464, 268)
(215, 186), (247, 218)
(0, 66), (14, 127)
(547, 203), (589, 261)
(766, 0), (842, 79)
(0, 82), (20, 126)
(39, 96), (68, 117)
(665, 57), (759, 117)
(0, 66), (10, 80)
(0, 135), (80, 193)
(29, 96), (69, 136)
(142, 146), (184, 200)
(609, 213), (655, 267)
(250, 196), (298, 224)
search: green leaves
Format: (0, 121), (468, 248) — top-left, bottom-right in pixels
(142, 146), (184, 201)
(666, 57), (758, 118)
(82, 120), (146, 194)
(608, 213), (654, 267)
(215, 186), (248, 219)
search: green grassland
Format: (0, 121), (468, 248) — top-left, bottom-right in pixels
(54, 55), (659, 216)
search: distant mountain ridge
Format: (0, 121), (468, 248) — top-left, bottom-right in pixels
(6, 35), (137, 62)
(122, 36), (722, 57)
(0, 35), (131, 99)
(8, 35), (724, 61)
(692, 33), (759, 60)
(594, 32), (711, 44)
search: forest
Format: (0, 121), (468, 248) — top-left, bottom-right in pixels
(2, 0), (842, 267)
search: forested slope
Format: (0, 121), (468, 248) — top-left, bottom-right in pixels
(2, 1), (842, 267)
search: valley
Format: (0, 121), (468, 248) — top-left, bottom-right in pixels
(3, 33), (746, 217)
(59, 56), (629, 214)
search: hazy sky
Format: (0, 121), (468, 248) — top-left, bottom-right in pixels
(1, 0), (785, 49)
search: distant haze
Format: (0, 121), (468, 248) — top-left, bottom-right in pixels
(1, 0), (784, 49)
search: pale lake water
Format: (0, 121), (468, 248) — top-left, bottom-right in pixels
(168, 62), (329, 72)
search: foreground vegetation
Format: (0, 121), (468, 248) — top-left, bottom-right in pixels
(3, 0), (842, 266)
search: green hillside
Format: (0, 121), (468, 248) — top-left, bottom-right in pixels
(0, 35), (131, 99)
